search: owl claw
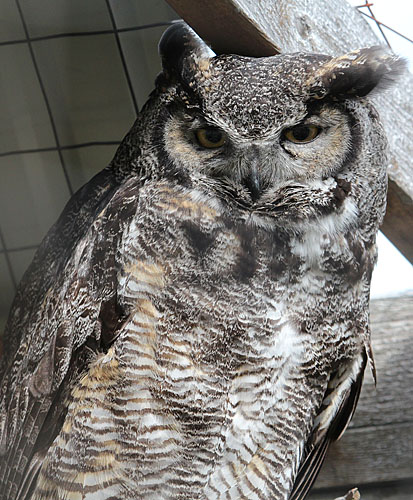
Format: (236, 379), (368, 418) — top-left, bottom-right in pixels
(334, 487), (360, 500)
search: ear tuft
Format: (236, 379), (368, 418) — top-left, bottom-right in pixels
(307, 47), (406, 99)
(158, 21), (213, 81)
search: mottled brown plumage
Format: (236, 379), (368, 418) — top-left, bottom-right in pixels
(0, 22), (404, 500)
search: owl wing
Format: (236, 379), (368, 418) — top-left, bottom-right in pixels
(0, 172), (142, 500)
(290, 350), (367, 500)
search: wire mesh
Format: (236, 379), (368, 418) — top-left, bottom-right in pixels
(0, 0), (178, 331)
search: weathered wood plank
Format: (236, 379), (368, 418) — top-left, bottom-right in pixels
(165, 0), (413, 263)
(308, 480), (413, 500)
(311, 296), (413, 489)
(163, 0), (279, 57)
(314, 421), (413, 488)
(349, 296), (413, 428)
(381, 180), (413, 263)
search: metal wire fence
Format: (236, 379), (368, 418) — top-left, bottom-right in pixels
(0, 0), (178, 330)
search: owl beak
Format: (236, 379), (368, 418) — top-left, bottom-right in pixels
(243, 161), (263, 202)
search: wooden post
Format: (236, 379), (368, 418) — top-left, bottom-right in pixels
(310, 296), (413, 498)
(165, 0), (413, 263)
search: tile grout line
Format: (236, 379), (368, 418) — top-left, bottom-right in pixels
(0, 244), (39, 254)
(105, 0), (140, 116)
(0, 141), (121, 158)
(14, 0), (74, 197)
(0, 22), (175, 47)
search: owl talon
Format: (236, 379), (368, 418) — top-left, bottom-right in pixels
(334, 487), (360, 500)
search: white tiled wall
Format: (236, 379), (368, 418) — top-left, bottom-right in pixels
(19, 0), (114, 36)
(0, 151), (71, 248)
(0, 44), (56, 152)
(0, 0), (178, 331)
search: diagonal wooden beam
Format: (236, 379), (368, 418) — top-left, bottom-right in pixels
(165, 0), (280, 57)
(381, 180), (413, 263)
(166, 0), (413, 263)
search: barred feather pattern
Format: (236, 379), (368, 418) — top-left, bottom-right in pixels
(33, 182), (368, 499)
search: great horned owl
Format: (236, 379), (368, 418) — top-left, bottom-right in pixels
(0, 22), (404, 500)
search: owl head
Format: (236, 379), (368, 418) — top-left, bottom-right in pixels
(138, 22), (404, 228)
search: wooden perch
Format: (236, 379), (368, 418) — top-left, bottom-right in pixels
(166, 0), (413, 263)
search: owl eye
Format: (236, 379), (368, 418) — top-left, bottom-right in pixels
(283, 124), (321, 144)
(195, 127), (226, 148)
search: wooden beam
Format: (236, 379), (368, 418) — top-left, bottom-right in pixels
(348, 295), (413, 429)
(163, 0), (280, 57)
(315, 422), (413, 488)
(308, 481), (413, 500)
(382, 180), (413, 263)
(312, 296), (413, 491)
(165, 0), (413, 263)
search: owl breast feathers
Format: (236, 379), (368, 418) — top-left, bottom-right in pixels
(0, 22), (405, 500)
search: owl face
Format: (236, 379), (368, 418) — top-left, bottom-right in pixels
(163, 98), (352, 199)
(155, 23), (402, 214)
